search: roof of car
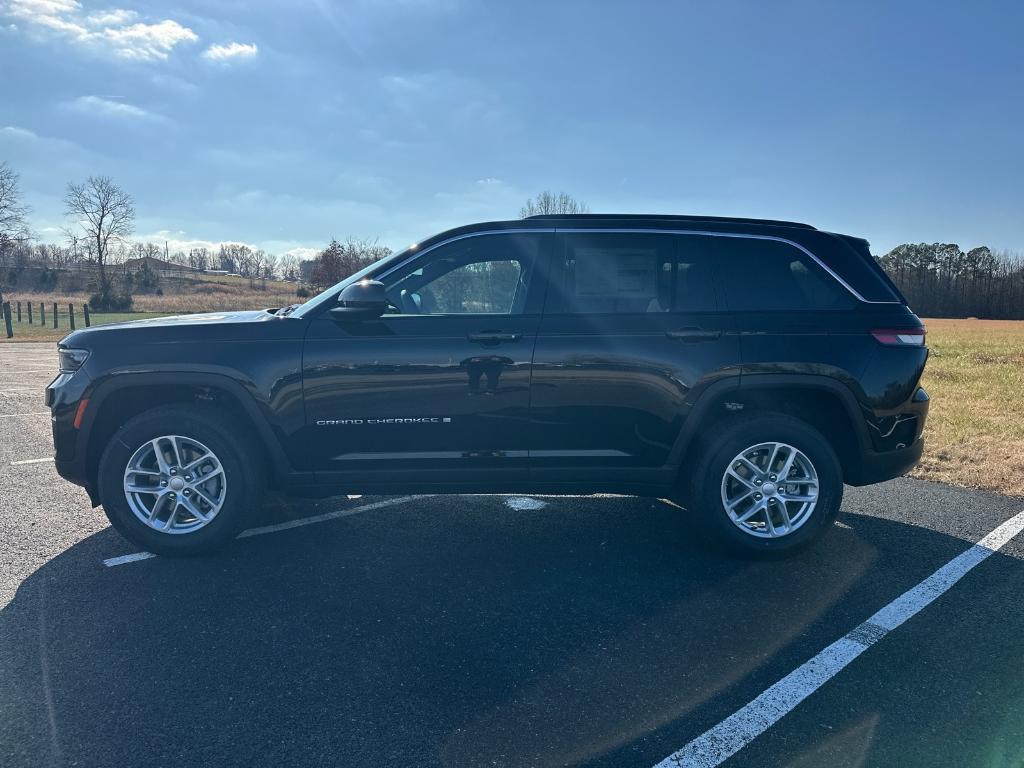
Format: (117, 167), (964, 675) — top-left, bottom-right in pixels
(523, 213), (816, 230)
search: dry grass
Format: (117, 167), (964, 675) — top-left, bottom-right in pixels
(2, 277), (305, 342)
(1, 311), (168, 342)
(5, 283), (299, 315)
(912, 318), (1024, 496)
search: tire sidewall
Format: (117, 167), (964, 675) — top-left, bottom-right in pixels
(98, 407), (255, 555)
(692, 415), (842, 556)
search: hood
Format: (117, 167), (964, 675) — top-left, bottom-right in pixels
(60, 308), (304, 347)
(97, 309), (274, 330)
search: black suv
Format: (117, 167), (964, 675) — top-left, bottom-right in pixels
(47, 214), (929, 557)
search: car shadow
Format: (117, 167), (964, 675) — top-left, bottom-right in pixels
(0, 493), (1018, 768)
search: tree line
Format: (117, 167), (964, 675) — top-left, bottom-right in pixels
(876, 243), (1024, 319)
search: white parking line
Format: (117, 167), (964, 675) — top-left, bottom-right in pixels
(10, 457), (54, 465)
(103, 552), (157, 567)
(0, 411), (49, 418)
(505, 496), (548, 510)
(0, 369), (52, 374)
(103, 494), (429, 567)
(652, 507), (1024, 768)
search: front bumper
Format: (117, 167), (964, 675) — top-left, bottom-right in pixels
(46, 370), (97, 503)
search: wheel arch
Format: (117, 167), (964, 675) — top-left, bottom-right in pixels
(82, 372), (293, 496)
(672, 374), (870, 483)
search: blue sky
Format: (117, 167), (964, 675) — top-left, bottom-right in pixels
(2, 0), (1022, 260)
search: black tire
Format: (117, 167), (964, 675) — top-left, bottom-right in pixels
(98, 405), (263, 556)
(683, 413), (842, 557)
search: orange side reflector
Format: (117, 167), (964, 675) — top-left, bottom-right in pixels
(73, 399), (89, 430)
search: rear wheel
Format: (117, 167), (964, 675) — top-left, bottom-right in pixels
(98, 405), (261, 555)
(684, 413), (842, 556)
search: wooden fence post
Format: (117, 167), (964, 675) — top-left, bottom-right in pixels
(53, 302), (58, 329)
(3, 302), (12, 339)
(69, 303), (76, 331)
(27, 302), (33, 324)
(16, 301), (21, 322)
(40, 302), (45, 326)
(83, 304), (91, 327)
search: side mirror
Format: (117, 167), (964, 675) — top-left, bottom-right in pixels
(331, 279), (387, 320)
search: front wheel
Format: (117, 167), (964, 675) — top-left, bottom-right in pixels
(684, 413), (843, 557)
(98, 405), (262, 556)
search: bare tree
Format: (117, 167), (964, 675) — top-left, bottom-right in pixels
(188, 247), (210, 272)
(310, 237), (391, 289)
(519, 190), (589, 218)
(0, 162), (31, 247)
(278, 253), (299, 281)
(264, 253), (279, 280)
(64, 175), (135, 290)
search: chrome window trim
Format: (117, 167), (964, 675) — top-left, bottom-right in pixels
(374, 228), (557, 283)
(371, 225), (899, 305)
(556, 227), (898, 304)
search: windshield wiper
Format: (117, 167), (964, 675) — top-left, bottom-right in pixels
(275, 304), (300, 317)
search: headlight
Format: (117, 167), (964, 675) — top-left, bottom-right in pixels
(58, 347), (90, 374)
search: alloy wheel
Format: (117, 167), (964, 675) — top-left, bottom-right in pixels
(720, 441), (819, 538)
(122, 435), (227, 534)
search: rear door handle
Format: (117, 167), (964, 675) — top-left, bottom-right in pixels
(666, 328), (721, 342)
(468, 331), (521, 344)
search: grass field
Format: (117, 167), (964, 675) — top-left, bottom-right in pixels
(2, 308), (1021, 496)
(2, 311), (169, 341)
(911, 318), (1024, 496)
(4, 276), (299, 315)
(2, 278), (300, 342)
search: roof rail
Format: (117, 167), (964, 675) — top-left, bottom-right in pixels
(524, 213), (816, 230)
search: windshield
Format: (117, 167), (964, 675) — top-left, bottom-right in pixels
(289, 247), (405, 318)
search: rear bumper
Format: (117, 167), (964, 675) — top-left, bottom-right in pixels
(847, 437), (924, 486)
(846, 384), (928, 486)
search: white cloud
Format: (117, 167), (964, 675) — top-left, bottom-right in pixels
(280, 246), (319, 261)
(0, 123), (87, 155)
(202, 41), (257, 61)
(85, 8), (134, 25)
(100, 19), (196, 60)
(65, 94), (163, 121)
(1, 124), (40, 140)
(0, 124), (85, 154)
(135, 231), (325, 262)
(3, 0), (197, 61)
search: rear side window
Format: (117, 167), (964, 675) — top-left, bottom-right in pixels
(553, 232), (716, 313)
(688, 235), (854, 311)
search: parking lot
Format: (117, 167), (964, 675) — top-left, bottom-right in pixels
(2, 341), (1023, 767)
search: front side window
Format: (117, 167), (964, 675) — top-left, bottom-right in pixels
(383, 233), (542, 315)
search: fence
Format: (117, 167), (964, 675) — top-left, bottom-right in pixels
(2, 298), (91, 339)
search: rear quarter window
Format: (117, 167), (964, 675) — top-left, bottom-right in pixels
(823, 233), (904, 303)
(688, 235), (855, 311)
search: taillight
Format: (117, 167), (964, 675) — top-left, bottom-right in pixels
(871, 328), (926, 346)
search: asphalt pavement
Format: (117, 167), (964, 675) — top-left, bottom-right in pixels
(2, 341), (1023, 767)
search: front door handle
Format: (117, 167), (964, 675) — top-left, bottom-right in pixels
(468, 331), (521, 345)
(666, 328), (721, 342)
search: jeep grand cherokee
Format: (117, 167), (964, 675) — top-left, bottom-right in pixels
(46, 214), (929, 557)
